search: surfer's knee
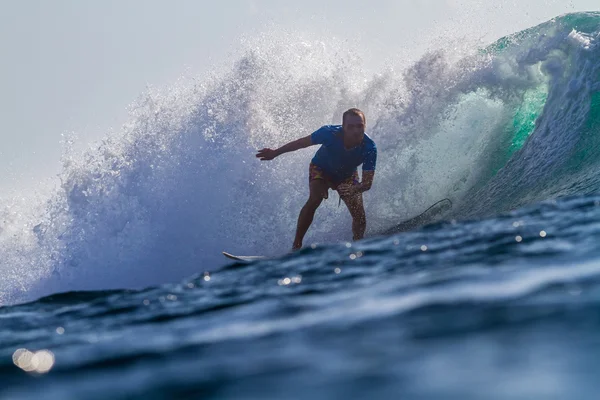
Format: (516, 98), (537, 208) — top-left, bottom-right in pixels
(344, 197), (365, 221)
(305, 195), (323, 210)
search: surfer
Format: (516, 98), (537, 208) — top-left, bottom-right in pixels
(256, 108), (377, 250)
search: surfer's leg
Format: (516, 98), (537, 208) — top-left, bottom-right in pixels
(342, 193), (366, 241)
(293, 179), (328, 250)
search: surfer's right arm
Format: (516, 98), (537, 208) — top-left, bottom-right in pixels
(255, 135), (313, 161)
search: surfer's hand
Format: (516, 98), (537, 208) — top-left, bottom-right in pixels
(256, 148), (279, 161)
(337, 183), (359, 197)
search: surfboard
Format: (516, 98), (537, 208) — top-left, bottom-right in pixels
(379, 198), (452, 235)
(223, 199), (451, 261)
(222, 251), (267, 262)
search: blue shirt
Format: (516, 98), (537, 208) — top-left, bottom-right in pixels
(310, 125), (377, 183)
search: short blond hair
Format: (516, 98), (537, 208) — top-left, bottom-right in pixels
(343, 108), (366, 125)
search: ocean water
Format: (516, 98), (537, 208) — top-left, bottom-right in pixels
(1, 11), (600, 399)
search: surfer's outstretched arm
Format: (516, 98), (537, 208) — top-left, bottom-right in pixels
(256, 135), (313, 161)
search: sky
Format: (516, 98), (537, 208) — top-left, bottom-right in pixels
(0, 0), (598, 194)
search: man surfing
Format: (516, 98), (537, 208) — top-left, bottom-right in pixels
(256, 108), (377, 250)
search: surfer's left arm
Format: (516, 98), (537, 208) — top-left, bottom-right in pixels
(338, 143), (377, 197)
(360, 171), (375, 192)
(338, 171), (375, 197)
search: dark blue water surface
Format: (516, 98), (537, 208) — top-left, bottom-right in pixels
(3, 194), (600, 399)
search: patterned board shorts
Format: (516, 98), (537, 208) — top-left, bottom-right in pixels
(309, 163), (359, 200)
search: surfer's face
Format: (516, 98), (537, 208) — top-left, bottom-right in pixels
(342, 114), (366, 147)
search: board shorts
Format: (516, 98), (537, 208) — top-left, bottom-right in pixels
(309, 163), (359, 200)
